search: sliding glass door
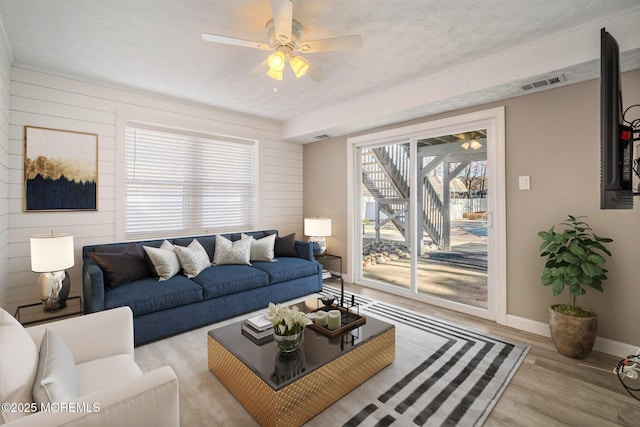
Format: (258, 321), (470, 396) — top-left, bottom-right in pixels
(350, 108), (505, 322)
(414, 132), (488, 308)
(361, 142), (413, 291)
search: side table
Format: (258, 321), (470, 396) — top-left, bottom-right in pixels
(314, 253), (345, 306)
(14, 295), (83, 326)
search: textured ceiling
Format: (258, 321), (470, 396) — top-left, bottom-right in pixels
(1, 0), (640, 142)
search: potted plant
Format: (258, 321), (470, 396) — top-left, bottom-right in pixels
(538, 215), (613, 358)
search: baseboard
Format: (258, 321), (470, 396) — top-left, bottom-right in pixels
(506, 314), (638, 357)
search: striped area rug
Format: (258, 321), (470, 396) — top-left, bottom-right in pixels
(309, 287), (529, 427)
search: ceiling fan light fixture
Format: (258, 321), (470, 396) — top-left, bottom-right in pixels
(267, 50), (286, 72)
(266, 68), (283, 81)
(461, 140), (482, 150)
(289, 56), (310, 78)
(470, 140), (482, 150)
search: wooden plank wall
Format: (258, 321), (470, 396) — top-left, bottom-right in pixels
(0, 23), (10, 309)
(3, 66), (302, 313)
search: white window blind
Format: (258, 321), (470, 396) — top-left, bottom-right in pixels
(124, 125), (256, 239)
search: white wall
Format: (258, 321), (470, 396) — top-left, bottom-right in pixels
(0, 23), (10, 309)
(4, 66), (302, 313)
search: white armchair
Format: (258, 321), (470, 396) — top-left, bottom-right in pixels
(1, 306), (179, 426)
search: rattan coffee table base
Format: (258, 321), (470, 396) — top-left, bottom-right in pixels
(208, 328), (395, 427)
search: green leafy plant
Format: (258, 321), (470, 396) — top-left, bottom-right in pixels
(538, 215), (613, 316)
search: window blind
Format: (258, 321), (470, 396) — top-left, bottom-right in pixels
(124, 125), (256, 239)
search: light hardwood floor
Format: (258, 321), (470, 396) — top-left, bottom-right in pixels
(344, 283), (640, 426)
(135, 283), (640, 426)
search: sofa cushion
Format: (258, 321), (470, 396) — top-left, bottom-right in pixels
(88, 243), (150, 289)
(76, 354), (142, 397)
(0, 309), (38, 423)
(105, 276), (204, 316)
(174, 239), (211, 278)
(274, 232), (297, 257)
(192, 265), (270, 299)
(143, 240), (181, 281)
(213, 234), (252, 265)
(33, 329), (77, 405)
(246, 233), (276, 262)
(251, 257), (320, 284)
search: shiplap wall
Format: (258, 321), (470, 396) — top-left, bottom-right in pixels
(0, 25), (10, 309)
(4, 66), (302, 313)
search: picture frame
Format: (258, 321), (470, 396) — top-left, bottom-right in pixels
(24, 126), (98, 211)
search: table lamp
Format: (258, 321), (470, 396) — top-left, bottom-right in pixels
(30, 232), (74, 311)
(304, 218), (331, 256)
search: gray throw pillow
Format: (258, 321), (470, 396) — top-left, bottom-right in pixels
(88, 243), (150, 289)
(244, 233), (276, 262)
(32, 329), (77, 405)
(213, 234), (252, 265)
(274, 233), (297, 257)
(174, 239), (211, 278)
(143, 240), (181, 281)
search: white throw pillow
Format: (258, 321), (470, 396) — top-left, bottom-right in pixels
(246, 233), (276, 262)
(144, 240), (181, 281)
(213, 234), (252, 265)
(33, 329), (77, 405)
(0, 309), (39, 423)
(174, 239), (211, 278)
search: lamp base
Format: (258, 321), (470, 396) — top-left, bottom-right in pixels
(38, 271), (70, 312)
(308, 236), (327, 256)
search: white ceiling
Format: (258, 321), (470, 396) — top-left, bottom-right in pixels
(1, 0), (640, 142)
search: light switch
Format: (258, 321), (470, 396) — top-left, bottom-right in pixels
(518, 176), (531, 190)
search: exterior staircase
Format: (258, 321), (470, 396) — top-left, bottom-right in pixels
(362, 145), (446, 248)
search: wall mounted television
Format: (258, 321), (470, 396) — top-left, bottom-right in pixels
(600, 27), (637, 209)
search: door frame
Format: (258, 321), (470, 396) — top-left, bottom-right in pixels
(346, 107), (506, 324)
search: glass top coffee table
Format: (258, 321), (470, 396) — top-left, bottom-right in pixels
(207, 299), (395, 427)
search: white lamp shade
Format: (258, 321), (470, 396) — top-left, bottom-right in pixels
(30, 233), (75, 273)
(304, 218), (332, 237)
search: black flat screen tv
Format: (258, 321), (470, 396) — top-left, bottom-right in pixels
(600, 27), (633, 209)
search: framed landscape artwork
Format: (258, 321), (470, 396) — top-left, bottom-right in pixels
(24, 126), (98, 211)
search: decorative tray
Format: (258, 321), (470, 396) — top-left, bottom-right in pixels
(307, 305), (366, 337)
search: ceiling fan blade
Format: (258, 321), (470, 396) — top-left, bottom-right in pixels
(297, 35), (362, 53)
(271, 0), (293, 43)
(303, 58), (327, 82)
(201, 33), (271, 51)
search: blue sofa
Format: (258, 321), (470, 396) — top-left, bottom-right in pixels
(82, 230), (322, 346)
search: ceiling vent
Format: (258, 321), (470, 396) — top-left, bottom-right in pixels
(313, 134), (331, 140)
(522, 74), (566, 91)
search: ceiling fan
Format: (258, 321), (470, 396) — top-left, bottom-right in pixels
(201, 0), (362, 82)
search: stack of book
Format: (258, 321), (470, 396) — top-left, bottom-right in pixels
(241, 313), (274, 345)
(322, 269), (332, 280)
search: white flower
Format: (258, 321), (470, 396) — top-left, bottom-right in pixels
(266, 302), (312, 336)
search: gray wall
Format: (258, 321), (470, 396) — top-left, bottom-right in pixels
(304, 69), (640, 348)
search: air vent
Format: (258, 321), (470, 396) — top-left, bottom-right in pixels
(522, 74), (566, 91)
(313, 134), (331, 140)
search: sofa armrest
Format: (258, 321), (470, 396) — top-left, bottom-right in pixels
(4, 366), (179, 427)
(26, 307), (134, 365)
(295, 240), (314, 261)
(83, 257), (106, 313)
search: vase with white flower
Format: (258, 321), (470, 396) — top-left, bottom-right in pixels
(267, 302), (312, 352)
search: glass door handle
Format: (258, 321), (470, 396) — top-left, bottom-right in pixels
(483, 211), (494, 229)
